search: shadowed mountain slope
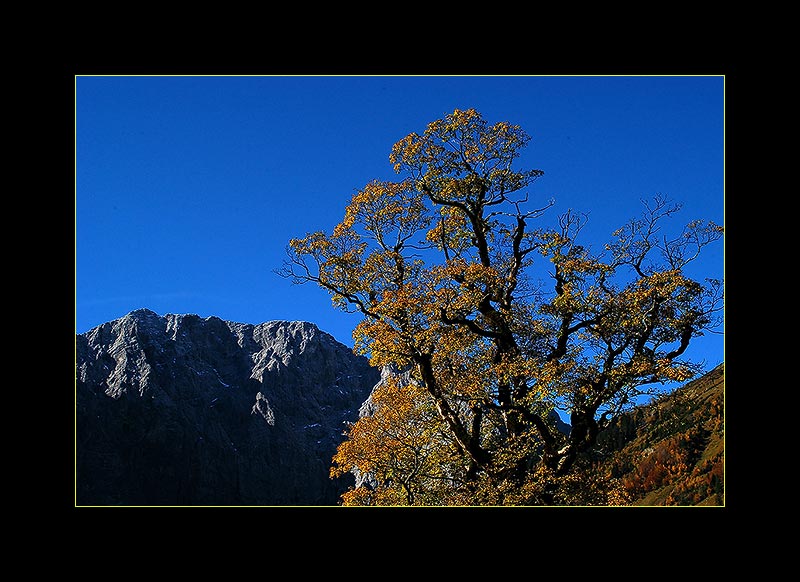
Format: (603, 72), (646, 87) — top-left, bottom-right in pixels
(75, 309), (380, 506)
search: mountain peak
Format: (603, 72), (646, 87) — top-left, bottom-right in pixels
(81, 309), (328, 341)
(75, 310), (380, 505)
(127, 307), (160, 317)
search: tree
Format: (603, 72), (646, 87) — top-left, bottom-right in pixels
(280, 108), (723, 505)
(330, 371), (468, 506)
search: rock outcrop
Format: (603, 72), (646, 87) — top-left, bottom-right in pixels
(75, 309), (379, 506)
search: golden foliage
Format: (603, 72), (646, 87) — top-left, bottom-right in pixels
(332, 375), (465, 506)
(281, 108), (724, 506)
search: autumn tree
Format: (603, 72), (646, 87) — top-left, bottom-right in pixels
(280, 108), (723, 505)
(330, 371), (469, 506)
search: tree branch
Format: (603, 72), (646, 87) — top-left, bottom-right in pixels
(439, 308), (504, 339)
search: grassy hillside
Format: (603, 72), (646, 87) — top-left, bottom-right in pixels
(589, 363), (725, 506)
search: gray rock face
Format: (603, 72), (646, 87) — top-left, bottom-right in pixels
(75, 309), (380, 506)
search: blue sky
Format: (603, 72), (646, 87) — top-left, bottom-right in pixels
(75, 75), (724, 370)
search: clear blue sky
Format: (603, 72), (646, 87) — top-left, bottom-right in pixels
(75, 75), (724, 370)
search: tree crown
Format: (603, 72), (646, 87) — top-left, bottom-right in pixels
(280, 108), (723, 505)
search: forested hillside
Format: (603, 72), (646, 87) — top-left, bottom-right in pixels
(590, 363), (724, 506)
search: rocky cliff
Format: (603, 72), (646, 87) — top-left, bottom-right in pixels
(75, 309), (380, 506)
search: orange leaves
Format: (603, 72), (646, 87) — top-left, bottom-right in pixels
(425, 206), (472, 257)
(621, 425), (711, 500)
(289, 229), (364, 272)
(609, 270), (704, 335)
(331, 374), (460, 505)
(389, 108), (538, 208)
(338, 485), (393, 506)
(457, 262), (503, 291)
(288, 231), (333, 255)
(344, 179), (430, 245)
(281, 109), (725, 505)
(430, 259), (504, 315)
(490, 353), (539, 387)
(353, 319), (413, 368)
(389, 132), (424, 174)
(653, 359), (695, 383)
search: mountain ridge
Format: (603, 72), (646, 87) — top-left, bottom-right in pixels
(76, 308), (380, 505)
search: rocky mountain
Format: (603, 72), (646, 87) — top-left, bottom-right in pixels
(75, 309), (380, 506)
